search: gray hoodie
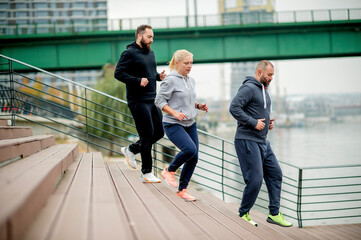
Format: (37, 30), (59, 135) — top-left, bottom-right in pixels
(155, 71), (198, 127)
(229, 76), (271, 143)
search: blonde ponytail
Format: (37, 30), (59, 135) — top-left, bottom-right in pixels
(169, 49), (193, 71)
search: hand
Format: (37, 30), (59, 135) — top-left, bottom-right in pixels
(199, 103), (208, 113)
(140, 78), (149, 87)
(173, 112), (188, 122)
(269, 119), (275, 130)
(255, 118), (266, 130)
(159, 70), (166, 80)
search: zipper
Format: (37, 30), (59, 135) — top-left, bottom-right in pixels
(183, 76), (193, 119)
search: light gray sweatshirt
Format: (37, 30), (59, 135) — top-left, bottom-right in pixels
(155, 71), (198, 127)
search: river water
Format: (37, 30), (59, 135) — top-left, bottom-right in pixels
(214, 120), (361, 167)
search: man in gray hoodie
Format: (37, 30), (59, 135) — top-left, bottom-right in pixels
(229, 60), (292, 227)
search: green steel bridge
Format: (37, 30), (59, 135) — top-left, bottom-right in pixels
(1, 8), (361, 71)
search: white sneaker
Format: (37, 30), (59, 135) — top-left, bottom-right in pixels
(140, 172), (161, 183)
(121, 147), (136, 169)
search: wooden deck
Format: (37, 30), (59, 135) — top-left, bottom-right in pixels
(23, 157), (361, 240)
(1, 118), (360, 240)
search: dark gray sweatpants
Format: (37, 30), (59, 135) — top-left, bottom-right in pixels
(235, 139), (283, 216)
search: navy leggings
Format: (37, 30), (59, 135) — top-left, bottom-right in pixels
(235, 139), (283, 216)
(163, 122), (198, 191)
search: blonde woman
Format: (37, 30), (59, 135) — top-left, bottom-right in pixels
(155, 49), (208, 201)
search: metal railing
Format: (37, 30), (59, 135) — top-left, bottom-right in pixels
(0, 54), (360, 227)
(1, 8), (361, 36)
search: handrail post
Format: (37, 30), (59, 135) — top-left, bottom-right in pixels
(294, 11), (297, 23)
(153, 143), (157, 177)
(221, 140), (225, 201)
(194, 0), (198, 27)
(85, 88), (89, 152)
(9, 59), (15, 126)
(297, 168), (303, 228)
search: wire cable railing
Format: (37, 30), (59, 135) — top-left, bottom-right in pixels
(1, 8), (361, 36)
(0, 54), (360, 227)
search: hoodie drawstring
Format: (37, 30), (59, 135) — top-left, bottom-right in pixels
(262, 85), (273, 113)
(262, 85), (267, 109)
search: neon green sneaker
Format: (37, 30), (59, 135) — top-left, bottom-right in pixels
(266, 212), (292, 227)
(240, 212), (258, 227)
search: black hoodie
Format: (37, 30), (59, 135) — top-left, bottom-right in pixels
(114, 41), (161, 105)
(229, 76), (271, 144)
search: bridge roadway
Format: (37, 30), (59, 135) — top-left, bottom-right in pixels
(1, 19), (361, 71)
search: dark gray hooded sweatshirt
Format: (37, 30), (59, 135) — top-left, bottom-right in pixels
(229, 76), (272, 144)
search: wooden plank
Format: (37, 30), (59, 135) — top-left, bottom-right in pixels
(119, 162), (214, 240)
(192, 189), (292, 240)
(302, 226), (336, 240)
(0, 126), (32, 140)
(135, 174), (241, 240)
(22, 153), (83, 240)
(305, 224), (358, 240)
(0, 143), (77, 240)
(47, 153), (92, 240)
(339, 224), (361, 239)
(147, 183), (212, 240)
(251, 209), (316, 240)
(0, 144), (64, 189)
(91, 152), (134, 240)
(0, 141), (39, 163)
(0, 135), (53, 148)
(152, 182), (249, 240)
(107, 162), (166, 240)
(323, 224), (361, 240)
(192, 199), (262, 239)
(0, 119), (7, 126)
(0, 135), (54, 163)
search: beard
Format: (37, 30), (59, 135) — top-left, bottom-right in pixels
(140, 37), (151, 52)
(260, 75), (269, 88)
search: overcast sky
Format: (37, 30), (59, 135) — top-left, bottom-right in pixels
(108, 0), (361, 99)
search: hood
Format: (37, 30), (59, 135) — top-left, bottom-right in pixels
(126, 41), (149, 53)
(243, 76), (262, 88)
(167, 70), (188, 79)
(243, 76), (269, 110)
(126, 41), (141, 50)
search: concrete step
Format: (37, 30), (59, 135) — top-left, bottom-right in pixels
(0, 126), (33, 140)
(0, 135), (55, 163)
(0, 143), (78, 240)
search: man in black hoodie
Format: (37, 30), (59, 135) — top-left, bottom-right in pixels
(229, 60), (292, 227)
(114, 24), (166, 183)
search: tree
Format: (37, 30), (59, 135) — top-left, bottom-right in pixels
(85, 63), (135, 156)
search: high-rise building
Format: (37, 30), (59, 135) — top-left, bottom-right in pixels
(0, 0), (108, 35)
(0, 0), (108, 88)
(218, 0), (274, 98)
